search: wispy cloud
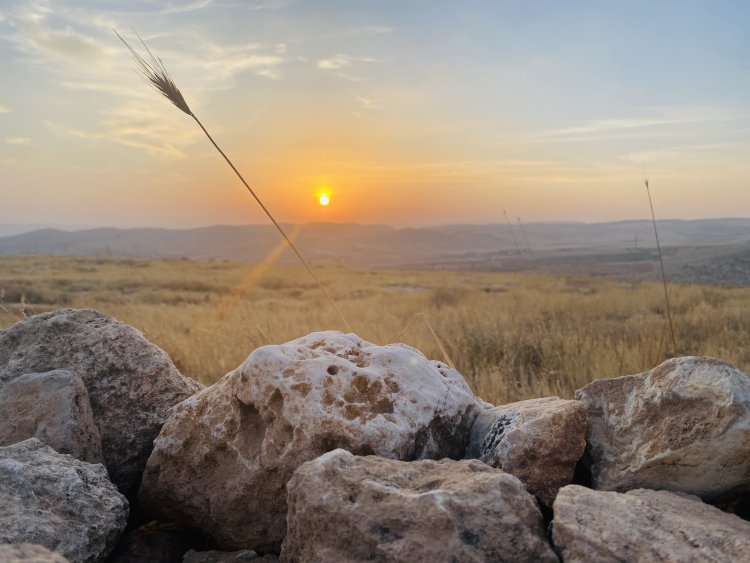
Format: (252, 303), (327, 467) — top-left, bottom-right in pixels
(622, 143), (735, 163)
(356, 97), (377, 111)
(317, 54), (377, 81)
(160, 0), (214, 15)
(0, 104), (9, 113)
(6, 137), (30, 145)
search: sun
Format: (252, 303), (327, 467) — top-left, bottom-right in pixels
(318, 193), (330, 206)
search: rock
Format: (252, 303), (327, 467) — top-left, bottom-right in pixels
(140, 331), (480, 552)
(466, 396), (587, 505)
(0, 309), (202, 495)
(0, 438), (128, 563)
(281, 449), (558, 562)
(551, 485), (750, 562)
(0, 369), (102, 463)
(0, 544), (70, 562)
(108, 522), (211, 563)
(576, 356), (750, 501)
(182, 550), (279, 562)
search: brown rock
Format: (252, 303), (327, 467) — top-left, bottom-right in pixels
(0, 309), (202, 495)
(0, 439), (128, 563)
(576, 356), (750, 500)
(140, 331), (480, 553)
(0, 544), (70, 562)
(551, 485), (750, 562)
(281, 449), (558, 562)
(0, 369), (102, 463)
(466, 396), (587, 505)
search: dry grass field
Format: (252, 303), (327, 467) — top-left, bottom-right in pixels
(1, 254), (749, 404)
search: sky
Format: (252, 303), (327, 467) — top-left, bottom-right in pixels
(1, 0), (749, 228)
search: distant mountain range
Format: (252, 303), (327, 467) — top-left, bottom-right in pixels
(1, 219), (749, 284)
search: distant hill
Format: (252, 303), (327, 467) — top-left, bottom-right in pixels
(1, 219), (749, 284)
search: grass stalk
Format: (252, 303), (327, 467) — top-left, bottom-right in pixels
(645, 179), (677, 354)
(115, 30), (353, 333)
(391, 312), (456, 369)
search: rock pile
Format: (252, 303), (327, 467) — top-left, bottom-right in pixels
(1, 309), (749, 562)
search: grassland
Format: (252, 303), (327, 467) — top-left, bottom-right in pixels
(1, 254), (749, 404)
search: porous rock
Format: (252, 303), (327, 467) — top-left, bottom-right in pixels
(140, 331), (480, 552)
(466, 396), (586, 505)
(0, 438), (128, 563)
(0, 544), (70, 562)
(0, 309), (202, 495)
(576, 356), (750, 500)
(552, 485), (750, 562)
(281, 448), (558, 562)
(0, 369), (102, 463)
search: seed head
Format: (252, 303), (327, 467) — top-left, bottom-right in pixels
(114, 29), (192, 116)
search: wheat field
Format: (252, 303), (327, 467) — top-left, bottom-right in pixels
(1, 254), (749, 404)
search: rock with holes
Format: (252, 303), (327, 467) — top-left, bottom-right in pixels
(0, 309), (202, 496)
(0, 369), (103, 464)
(281, 449), (558, 562)
(551, 485), (750, 562)
(139, 331), (481, 553)
(576, 356), (750, 501)
(0, 439), (128, 563)
(0, 544), (70, 563)
(466, 396), (587, 506)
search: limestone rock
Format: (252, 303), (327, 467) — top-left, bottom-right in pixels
(576, 356), (750, 500)
(140, 331), (480, 552)
(0, 544), (70, 562)
(281, 449), (558, 562)
(0, 438), (128, 563)
(466, 396), (586, 505)
(0, 309), (202, 495)
(0, 369), (102, 463)
(182, 550), (279, 562)
(551, 485), (750, 562)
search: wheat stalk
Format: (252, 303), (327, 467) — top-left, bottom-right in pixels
(115, 30), (352, 333)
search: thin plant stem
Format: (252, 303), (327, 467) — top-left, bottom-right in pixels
(391, 313), (456, 369)
(115, 30), (352, 333)
(645, 179), (677, 354)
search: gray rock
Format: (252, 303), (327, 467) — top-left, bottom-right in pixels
(0, 369), (102, 463)
(576, 356), (750, 501)
(281, 448), (558, 563)
(0, 309), (202, 495)
(0, 439), (128, 563)
(0, 544), (70, 562)
(140, 332), (481, 553)
(466, 396), (587, 505)
(551, 485), (750, 562)
(182, 550), (278, 562)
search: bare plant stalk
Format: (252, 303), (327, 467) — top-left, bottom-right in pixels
(115, 30), (352, 332)
(391, 313), (456, 369)
(645, 179), (677, 354)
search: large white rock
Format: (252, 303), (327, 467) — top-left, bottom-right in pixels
(282, 449), (558, 562)
(551, 485), (750, 562)
(466, 396), (587, 506)
(0, 309), (202, 495)
(0, 369), (102, 464)
(576, 356), (750, 500)
(0, 439), (129, 563)
(140, 331), (481, 553)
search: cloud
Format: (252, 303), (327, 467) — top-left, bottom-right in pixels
(0, 104), (9, 113)
(622, 143), (733, 163)
(317, 54), (377, 81)
(356, 97), (377, 111)
(160, 0), (214, 15)
(6, 137), (30, 145)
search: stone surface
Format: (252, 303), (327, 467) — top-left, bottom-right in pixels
(0, 369), (102, 463)
(466, 396), (586, 505)
(0, 544), (70, 562)
(0, 438), (128, 563)
(140, 331), (480, 552)
(281, 449), (558, 562)
(552, 485), (750, 562)
(108, 522), (210, 563)
(0, 309), (202, 495)
(182, 550), (279, 562)
(576, 356), (750, 500)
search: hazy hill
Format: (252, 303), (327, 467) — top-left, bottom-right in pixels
(1, 219), (749, 283)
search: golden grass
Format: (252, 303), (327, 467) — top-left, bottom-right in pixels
(2, 255), (749, 405)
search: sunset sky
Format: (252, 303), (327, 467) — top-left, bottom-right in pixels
(1, 1), (749, 228)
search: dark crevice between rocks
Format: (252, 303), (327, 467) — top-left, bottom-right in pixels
(106, 521), (216, 563)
